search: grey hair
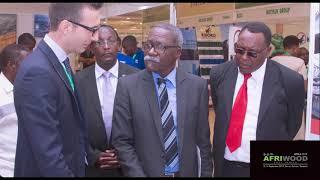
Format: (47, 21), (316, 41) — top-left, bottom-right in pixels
(151, 23), (183, 47)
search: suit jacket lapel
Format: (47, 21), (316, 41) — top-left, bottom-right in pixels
(223, 61), (238, 124)
(257, 60), (277, 127)
(118, 63), (128, 79)
(176, 67), (187, 154)
(38, 40), (85, 131)
(86, 65), (104, 123)
(142, 70), (164, 149)
(38, 40), (74, 95)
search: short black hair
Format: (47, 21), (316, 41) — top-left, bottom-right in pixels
(239, 21), (272, 46)
(49, 3), (103, 31)
(18, 33), (36, 46)
(0, 44), (28, 71)
(122, 35), (137, 48)
(283, 35), (300, 49)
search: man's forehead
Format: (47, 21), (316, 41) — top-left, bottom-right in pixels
(99, 28), (117, 38)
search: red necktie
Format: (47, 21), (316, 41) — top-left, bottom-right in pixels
(226, 73), (252, 153)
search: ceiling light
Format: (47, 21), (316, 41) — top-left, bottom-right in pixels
(139, 6), (149, 10)
(126, 17), (131, 20)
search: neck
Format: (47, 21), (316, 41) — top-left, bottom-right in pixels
(158, 65), (175, 78)
(48, 32), (70, 54)
(284, 49), (293, 56)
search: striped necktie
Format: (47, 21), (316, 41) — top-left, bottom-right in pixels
(157, 78), (178, 169)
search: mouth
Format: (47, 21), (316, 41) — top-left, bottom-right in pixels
(102, 53), (113, 57)
(239, 63), (251, 69)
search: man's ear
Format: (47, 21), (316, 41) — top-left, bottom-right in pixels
(176, 47), (182, 59)
(59, 20), (73, 34)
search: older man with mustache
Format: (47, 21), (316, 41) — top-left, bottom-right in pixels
(111, 23), (213, 177)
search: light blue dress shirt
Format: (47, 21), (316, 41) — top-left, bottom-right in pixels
(152, 68), (179, 174)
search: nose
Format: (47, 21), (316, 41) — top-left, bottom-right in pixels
(147, 47), (158, 56)
(103, 43), (111, 49)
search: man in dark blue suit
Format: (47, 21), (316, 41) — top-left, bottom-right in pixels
(13, 3), (103, 177)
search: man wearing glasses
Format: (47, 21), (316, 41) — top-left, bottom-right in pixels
(209, 22), (305, 177)
(111, 23), (213, 177)
(13, 3), (103, 177)
(75, 25), (138, 177)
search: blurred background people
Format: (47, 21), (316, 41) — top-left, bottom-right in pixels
(271, 35), (308, 91)
(118, 35), (145, 70)
(0, 44), (29, 177)
(78, 43), (96, 69)
(296, 47), (309, 68)
(17, 33), (36, 52)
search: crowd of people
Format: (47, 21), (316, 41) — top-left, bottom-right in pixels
(0, 3), (309, 178)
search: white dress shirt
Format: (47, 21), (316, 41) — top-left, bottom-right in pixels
(0, 73), (17, 177)
(95, 61), (119, 139)
(224, 59), (267, 163)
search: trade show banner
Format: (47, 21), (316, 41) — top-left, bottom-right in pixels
(178, 27), (199, 75)
(306, 3), (320, 140)
(228, 25), (242, 60)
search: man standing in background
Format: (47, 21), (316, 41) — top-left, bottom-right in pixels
(271, 35), (308, 140)
(271, 35), (308, 90)
(118, 35), (145, 70)
(17, 33), (36, 52)
(13, 3), (103, 177)
(76, 25), (138, 177)
(0, 44), (29, 177)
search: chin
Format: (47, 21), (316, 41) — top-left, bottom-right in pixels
(146, 63), (157, 72)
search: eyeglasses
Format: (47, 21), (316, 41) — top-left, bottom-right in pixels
(142, 41), (180, 53)
(234, 43), (269, 58)
(94, 39), (117, 47)
(67, 20), (100, 36)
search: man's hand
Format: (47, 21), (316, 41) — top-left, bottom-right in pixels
(95, 149), (121, 170)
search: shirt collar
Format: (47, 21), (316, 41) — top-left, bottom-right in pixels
(283, 51), (291, 56)
(0, 72), (13, 93)
(237, 58), (267, 84)
(43, 34), (68, 64)
(152, 68), (177, 88)
(251, 58), (267, 83)
(95, 60), (119, 80)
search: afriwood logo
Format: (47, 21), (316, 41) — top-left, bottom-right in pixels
(262, 153), (308, 168)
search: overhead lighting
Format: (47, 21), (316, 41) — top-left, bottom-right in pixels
(126, 17), (131, 20)
(139, 6), (149, 10)
(114, 28), (117, 30)
(139, 22), (142, 25)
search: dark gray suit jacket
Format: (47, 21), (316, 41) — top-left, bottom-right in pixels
(209, 59), (305, 177)
(75, 63), (138, 177)
(111, 68), (213, 177)
(14, 40), (87, 177)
